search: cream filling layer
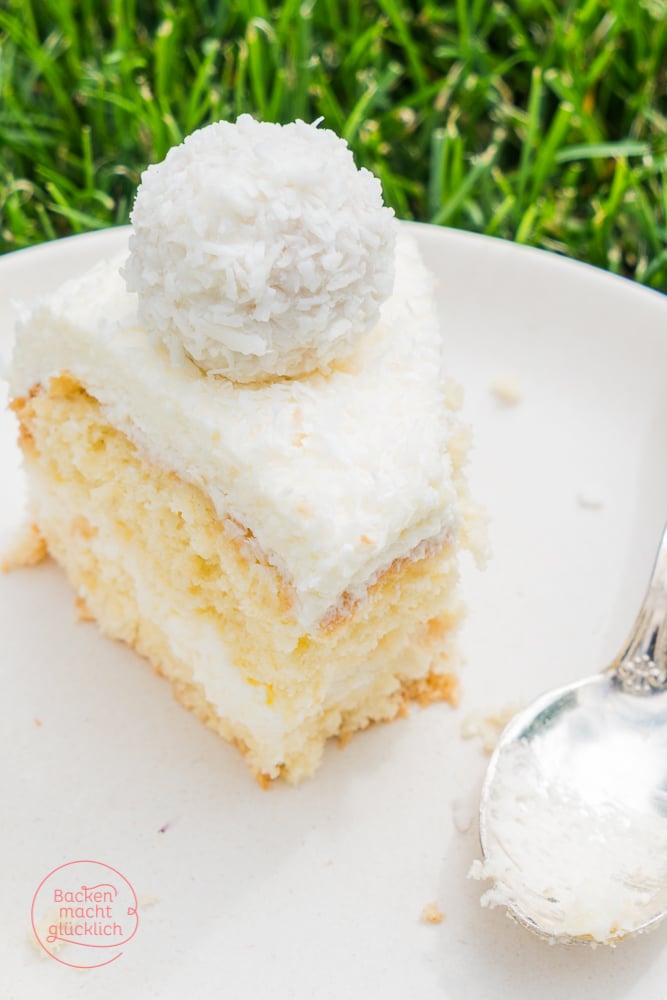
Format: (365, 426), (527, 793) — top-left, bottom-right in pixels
(10, 228), (460, 629)
(29, 463), (430, 757)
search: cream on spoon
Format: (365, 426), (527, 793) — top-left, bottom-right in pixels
(473, 523), (667, 945)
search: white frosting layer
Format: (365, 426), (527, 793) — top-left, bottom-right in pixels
(10, 230), (460, 630)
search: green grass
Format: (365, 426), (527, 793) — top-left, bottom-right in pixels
(1, 0), (666, 288)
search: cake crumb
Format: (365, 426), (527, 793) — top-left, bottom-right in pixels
(491, 377), (522, 405)
(576, 489), (604, 510)
(28, 929), (50, 959)
(255, 772), (272, 791)
(421, 902), (444, 924)
(75, 594), (94, 622)
(34, 718), (42, 728)
(461, 705), (522, 754)
(450, 794), (476, 834)
(1, 523), (47, 572)
(138, 894), (159, 908)
(407, 672), (460, 708)
(29, 908), (65, 958)
(444, 377), (464, 410)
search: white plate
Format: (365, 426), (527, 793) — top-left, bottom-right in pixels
(2, 224), (667, 998)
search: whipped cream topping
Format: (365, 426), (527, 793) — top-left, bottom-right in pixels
(10, 230), (461, 631)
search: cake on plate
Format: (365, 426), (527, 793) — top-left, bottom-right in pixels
(7, 116), (482, 783)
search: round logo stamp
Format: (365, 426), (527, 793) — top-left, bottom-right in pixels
(31, 860), (139, 968)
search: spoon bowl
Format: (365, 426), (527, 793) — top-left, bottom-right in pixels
(477, 524), (667, 945)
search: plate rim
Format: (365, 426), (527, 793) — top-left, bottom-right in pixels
(1, 222), (665, 311)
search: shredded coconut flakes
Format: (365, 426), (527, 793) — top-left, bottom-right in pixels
(124, 115), (396, 383)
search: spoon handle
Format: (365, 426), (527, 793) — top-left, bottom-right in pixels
(611, 522), (667, 694)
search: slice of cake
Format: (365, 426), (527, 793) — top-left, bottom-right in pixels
(7, 116), (482, 783)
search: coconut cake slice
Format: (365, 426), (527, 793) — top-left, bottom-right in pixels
(8, 118), (481, 783)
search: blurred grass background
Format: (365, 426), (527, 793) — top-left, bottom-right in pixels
(1, 0), (666, 288)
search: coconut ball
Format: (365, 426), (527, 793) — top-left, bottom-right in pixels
(124, 115), (396, 382)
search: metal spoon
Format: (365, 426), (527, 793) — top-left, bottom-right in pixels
(476, 522), (667, 945)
